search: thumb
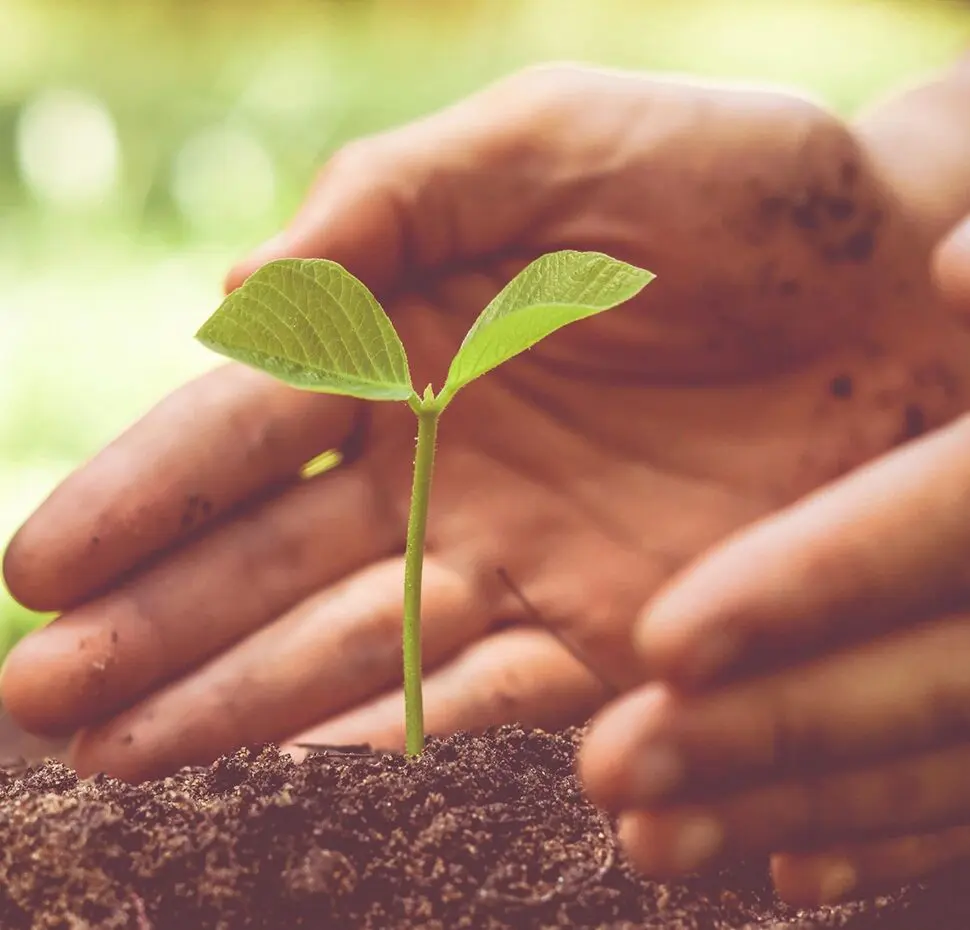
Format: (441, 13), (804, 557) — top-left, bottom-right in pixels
(224, 141), (409, 295)
(934, 214), (970, 317)
(224, 70), (561, 296)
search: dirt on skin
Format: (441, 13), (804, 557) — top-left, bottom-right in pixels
(0, 726), (966, 930)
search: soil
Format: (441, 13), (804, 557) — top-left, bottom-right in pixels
(0, 725), (966, 930)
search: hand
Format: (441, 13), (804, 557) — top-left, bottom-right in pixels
(3, 65), (969, 785)
(580, 215), (970, 906)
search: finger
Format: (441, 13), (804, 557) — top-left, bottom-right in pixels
(10, 71), (555, 614)
(67, 556), (492, 782)
(771, 826), (970, 906)
(1, 456), (403, 737)
(934, 215), (970, 315)
(284, 627), (610, 757)
(635, 414), (970, 689)
(613, 743), (970, 878)
(2, 364), (361, 612)
(225, 68), (574, 293)
(581, 615), (970, 811)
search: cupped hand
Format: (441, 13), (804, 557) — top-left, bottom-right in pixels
(3, 65), (969, 786)
(581, 215), (970, 905)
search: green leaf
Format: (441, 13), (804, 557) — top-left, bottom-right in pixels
(196, 259), (414, 401)
(441, 250), (654, 399)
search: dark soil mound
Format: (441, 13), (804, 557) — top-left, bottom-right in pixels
(0, 726), (966, 929)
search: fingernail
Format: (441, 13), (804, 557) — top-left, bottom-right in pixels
(671, 816), (725, 872)
(631, 745), (684, 802)
(817, 859), (858, 905)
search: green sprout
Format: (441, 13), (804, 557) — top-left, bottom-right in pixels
(195, 250), (655, 756)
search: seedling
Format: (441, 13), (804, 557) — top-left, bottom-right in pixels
(195, 250), (654, 755)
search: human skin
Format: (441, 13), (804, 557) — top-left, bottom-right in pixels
(580, 61), (970, 905)
(4, 60), (970, 904)
(580, 214), (970, 906)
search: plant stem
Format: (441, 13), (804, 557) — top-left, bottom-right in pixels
(402, 400), (440, 756)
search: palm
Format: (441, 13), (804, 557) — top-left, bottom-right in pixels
(370, 211), (970, 701)
(4, 69), (970, 780)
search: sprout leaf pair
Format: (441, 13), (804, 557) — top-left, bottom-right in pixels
(196, 249), (654, 755)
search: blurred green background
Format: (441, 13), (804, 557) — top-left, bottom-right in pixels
(1, 0), (969, 658)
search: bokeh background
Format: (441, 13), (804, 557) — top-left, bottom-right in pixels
(1, 0), (969, 659)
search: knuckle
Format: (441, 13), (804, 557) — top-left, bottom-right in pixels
(484, 63), (588, 130)
(865, 828), (970, 875)
(334, 574), (407, 682)
(925, 677), (970, 744)
(767, 700), (800, 773)
(931, 825), (970, 861)
(759, 681), (833, 776)
(738, 113), (864, 230)
(475, 650), (532, 720)
(326, 136), (379, 172)
(746, 89), (850, 162)
(497, 62), (585, 97)
(880, 761), (929, 825)
(912, 620), (970, 745)
(805, 772), (874, 840)
(335, 620), (399, 685)
(780, 769), (873, 848)
(317, 135), (390, 191)
(780, 779), (830, 847)
(488, 673), (529, 719)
